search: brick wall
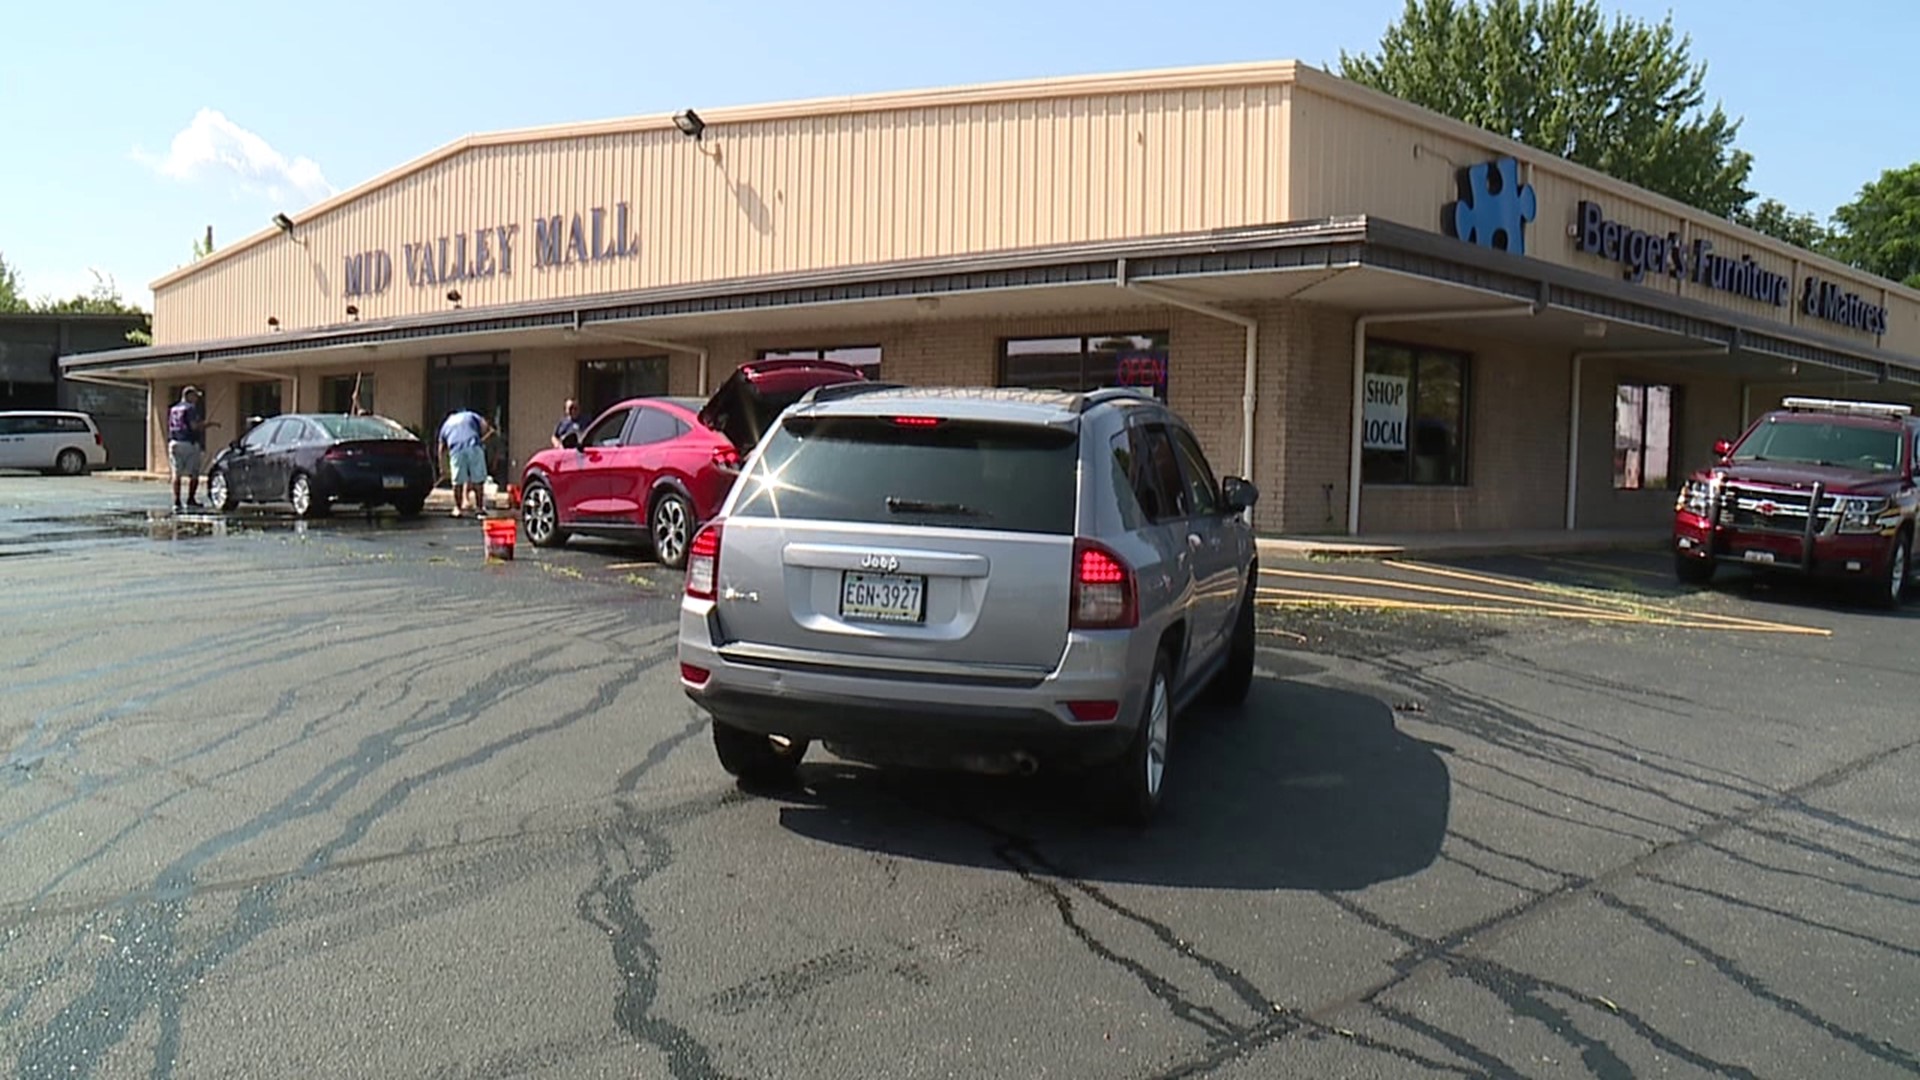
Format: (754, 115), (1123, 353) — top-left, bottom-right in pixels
(1348, 324), (1572, 534)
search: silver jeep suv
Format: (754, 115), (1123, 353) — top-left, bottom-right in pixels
(677, 384), (1261, 824)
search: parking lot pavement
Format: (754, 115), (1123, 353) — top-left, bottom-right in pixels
(4, 475), (1919, 1078)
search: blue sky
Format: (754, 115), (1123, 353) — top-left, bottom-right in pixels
(2, 0), (1912, 310)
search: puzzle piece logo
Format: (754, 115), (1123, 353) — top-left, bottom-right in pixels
(1445, 157), (1536, 255)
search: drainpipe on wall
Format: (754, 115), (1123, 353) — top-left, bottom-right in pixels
(578, 326), (712, 395)
(1114, 260), (1260, 499)
(1563, 345), (1729, 531)
(1348, 304), (1540, 536)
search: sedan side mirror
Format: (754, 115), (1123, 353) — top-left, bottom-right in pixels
(1712, 438), (1733, 459)
(1221, 475), (1261, 512)
(561, 431), (581, 450)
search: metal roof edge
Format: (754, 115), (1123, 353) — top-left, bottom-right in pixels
(81, 219), (1370, 372)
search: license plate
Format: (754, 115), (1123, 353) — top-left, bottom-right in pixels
(1743, 550), (1776, 564)
(382, 475), (407, 490)
(840, 571), (926, 624)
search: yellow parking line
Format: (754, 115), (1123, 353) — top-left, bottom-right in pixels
(1521, 553), (1672, 582)
(1379, 560), (1819, 633)
(1262, 566), (1650, 620)
(1256, 587), (1830, 635)
(602, 561), (653, 571)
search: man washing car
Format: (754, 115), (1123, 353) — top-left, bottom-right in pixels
(437, 406), (493, 518)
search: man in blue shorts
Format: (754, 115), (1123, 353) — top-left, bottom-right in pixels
(436, 406), (494, 518)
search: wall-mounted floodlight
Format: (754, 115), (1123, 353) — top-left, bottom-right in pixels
(267, 316), (281, 331)
(345, 304), (360, 321)
(672, 109), (706, 139)
(446, 289), (462, 309)
(272, 213), (295, 234)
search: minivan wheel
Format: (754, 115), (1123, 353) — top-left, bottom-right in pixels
(1100, 656), (1172, 826)
(1208, 570), (1257, 707)
(55, 449), (88, 476)
(208, 470), (236, 512)
(521, 482), (567, 547)
(711, 719), (808, 787)
(651, 491), (693, 570)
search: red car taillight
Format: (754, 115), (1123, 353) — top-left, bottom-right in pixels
(1070, 539), (1137, 629)
(686, 523), (722, 600)
(711, 446), (740, 471)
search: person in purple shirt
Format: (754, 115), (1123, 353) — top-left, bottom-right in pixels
(166, 386), (220, 512)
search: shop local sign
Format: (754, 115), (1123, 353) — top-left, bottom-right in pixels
(1363, 373), (1408, 451)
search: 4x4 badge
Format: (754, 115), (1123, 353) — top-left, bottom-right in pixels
(861, 553), (901, 572)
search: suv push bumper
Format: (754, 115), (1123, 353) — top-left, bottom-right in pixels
(1675, 513), (1894, 579)
(678, 602), (1143, 771)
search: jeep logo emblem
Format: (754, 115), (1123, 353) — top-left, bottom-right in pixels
(861, 553), (900, 572)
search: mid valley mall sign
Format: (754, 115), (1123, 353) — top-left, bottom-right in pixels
(1573, 200), (1889, 337)
(338, 203), (641, 299)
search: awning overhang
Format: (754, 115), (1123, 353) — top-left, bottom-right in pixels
(60, 216), (1920, 388)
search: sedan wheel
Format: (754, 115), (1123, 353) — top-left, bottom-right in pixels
(208, 471), (235, 512)
(289, 473), (327, 519)
(651, 492), (693, 570)
(522, 484), (567, 548)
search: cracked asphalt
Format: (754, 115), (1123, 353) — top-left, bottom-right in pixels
(3, 476), (1917, 1078)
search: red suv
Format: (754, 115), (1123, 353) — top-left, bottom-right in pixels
(1673, 396), (1920, 607)
(518, 359), (869, 567)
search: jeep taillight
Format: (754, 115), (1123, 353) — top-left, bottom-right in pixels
(686, 523), (722, 600)
(1070, 539), (1137, 629)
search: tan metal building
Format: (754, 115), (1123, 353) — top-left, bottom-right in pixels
(64, 60), (1920, 537)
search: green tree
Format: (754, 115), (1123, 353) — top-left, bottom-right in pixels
(1338, 0), (1755, 217)
(36, 270), (146, 316)
(1828, 163), (1920, 288)
(1731, 198), (1833, 252)
(0, 252), (27, 313)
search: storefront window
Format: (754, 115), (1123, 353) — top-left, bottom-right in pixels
(579, 357), (669, 417)
(322, 374), (376, 415)
(757, 345), (882, 376)
(1614, 382), (1679, 490)
(239, 380), (282, 422)
(1000, 332), (1169, 399)
(1360, 342), (1470, 486)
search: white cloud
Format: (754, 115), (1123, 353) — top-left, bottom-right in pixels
(134, 109), (334, 205)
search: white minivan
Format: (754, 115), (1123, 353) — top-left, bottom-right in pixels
(0, 411), (109, 475)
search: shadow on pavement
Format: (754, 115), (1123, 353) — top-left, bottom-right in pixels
(770, 674), (1451, 892)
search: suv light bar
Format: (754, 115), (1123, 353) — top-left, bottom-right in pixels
(1780, 396), (1913, 419)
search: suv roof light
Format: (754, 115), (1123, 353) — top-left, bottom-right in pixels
(1780, 396), (1913, 420)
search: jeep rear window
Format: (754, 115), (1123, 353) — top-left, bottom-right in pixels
(731, 415), (1079, 534)
(1734, 420), (1903, 473)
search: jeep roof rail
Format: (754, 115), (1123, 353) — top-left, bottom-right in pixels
(1079, 386), (1158, 411)
(800, 380), (908, 405)
(1780, 396), (1913, 420)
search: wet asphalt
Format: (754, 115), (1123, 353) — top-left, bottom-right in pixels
(2, 475), (1917, 1078)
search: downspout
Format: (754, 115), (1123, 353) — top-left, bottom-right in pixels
(1349, 304), (1540, 536)
(578, 325), (712, 395)
(1564, 344), (1729, 531)
(1114, 260), (1260, 492)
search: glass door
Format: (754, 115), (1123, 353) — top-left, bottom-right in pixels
(427, 352), (512, 484)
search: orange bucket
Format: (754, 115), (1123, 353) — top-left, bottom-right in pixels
(482, 516), (517, 560)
